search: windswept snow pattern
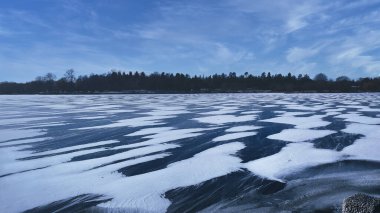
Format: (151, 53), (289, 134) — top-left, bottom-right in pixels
(0, 93), (380, 212)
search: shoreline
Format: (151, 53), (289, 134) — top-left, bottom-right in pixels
(1, 91), (380, 95)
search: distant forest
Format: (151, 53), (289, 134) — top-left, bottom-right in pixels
(1, 69), (380, 94)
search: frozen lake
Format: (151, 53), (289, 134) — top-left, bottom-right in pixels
(0, 93), (380, 212)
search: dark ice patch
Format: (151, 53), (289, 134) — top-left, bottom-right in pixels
(239, 123), (289, 163)
(119, 130), (224, 176)
(313, 132), (362, 151)
(165, 170), (285, 213)
(23, 194), (111, 213)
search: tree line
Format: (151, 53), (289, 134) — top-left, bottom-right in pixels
(1, 69), (379, 94)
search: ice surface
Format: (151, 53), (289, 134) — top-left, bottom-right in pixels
(284, 104), (329, 111)
(80, 105), (123, 111)
(20, 144), (179, 176)
(103, 109), (136, 114)
(225, 125), (262, 132)
(0, 153), (171, 213)
(0, 147), (108, 176)
(267, 129), (336, 142)
(126, 127), (175, 136)
(0, 117), (57, 126)
(273, 111), (313, 117)
(200, 106), (240, 115)
(116, 128), (208, 149)
(335, 105), (380, 112)
(325, 112), (341, 116)
(0, 129), (46, 142)
(341, 122), (380, 138)
(343, 138), (380, 161)
(335, 113), (380, 125)
(341, 123), (380, 161)
(26, 122), (68, 128)
(77, 115), (174, 129)
(240, 110), (261, 114)
(194, 114), (256, 125)
(142, 109), (190, 116)
(97, 142), (245, 212)
(76, 116), (107, 120)
(80, 143), (180, 170)
(0, 142), (244, 213)
(0, 137), (51, 147)
(245, 143), (341, 181)
(32, 140), (119, 156)
(213, 132), (257, 142)
(261, 114), (330, 129)
(358, 106), (380, 112)
(324, 108), (346, 112)
(1, 94), (380, 212)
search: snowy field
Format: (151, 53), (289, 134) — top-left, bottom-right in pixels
(0, 93), (380, 212)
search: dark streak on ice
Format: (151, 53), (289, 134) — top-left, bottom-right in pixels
(23, 194), (111, 213)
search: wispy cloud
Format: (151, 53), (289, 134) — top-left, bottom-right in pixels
(285, 2), (321, 33)
(328, 29), (380, 74)
(286, 47), (319, 63)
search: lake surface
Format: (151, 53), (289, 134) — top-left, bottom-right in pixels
(0, 93), (380, 213)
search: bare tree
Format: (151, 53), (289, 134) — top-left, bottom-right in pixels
(64, 69), (76, 83)
(44, 73), (56, 81)
(35, 76), (44, 81)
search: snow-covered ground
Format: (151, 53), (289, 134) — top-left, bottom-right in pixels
(0, 93), (379, 212)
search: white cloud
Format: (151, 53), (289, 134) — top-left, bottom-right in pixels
(228, 0), (325, 33)
(211, 43), (254, 65)
(286, 47), (319, 63)
(334, 47), (380, 73)
(340, 0), (380, 10)
(328, 29), (380, 74)
(285, 4), (312, 33)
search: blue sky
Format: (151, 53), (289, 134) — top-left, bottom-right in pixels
(1, 0), (380, 82)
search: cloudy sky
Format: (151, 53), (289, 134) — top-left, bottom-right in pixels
(1, 0), (380, 82)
